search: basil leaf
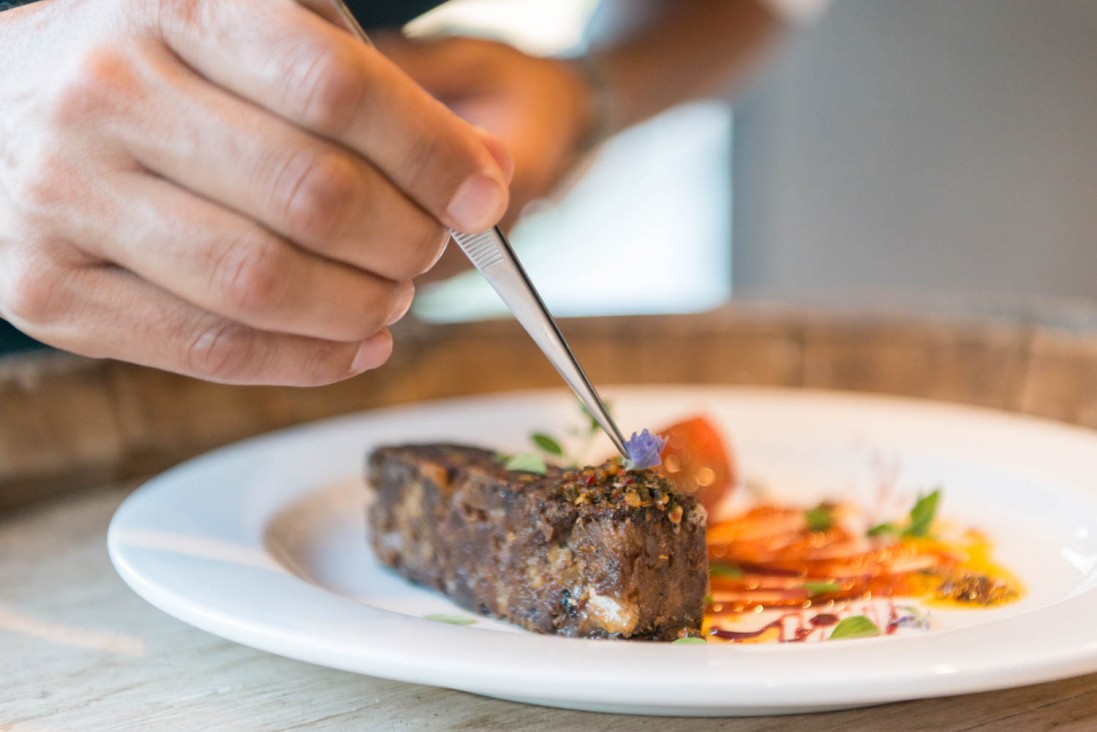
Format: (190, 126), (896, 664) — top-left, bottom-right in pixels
(531, 432), (564, 456)
(710, 563), (744, 579)
(829, 615), (881, 640)
(424, 614), (476, 625)
(804, 505), (834, 532)
(504, 453), (547, 474)
(802, 581), (842, 596)
(672, 637), (707, 645)
(904, 488), (941, 538)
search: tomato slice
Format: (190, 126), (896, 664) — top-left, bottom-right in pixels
(656, 415), (737, 514)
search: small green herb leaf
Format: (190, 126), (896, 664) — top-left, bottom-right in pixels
(829, 615), (881, 640)
(802, 581), (842, 596)
(904, 488), (941, 538)
(424, 614), (476, 626)
(504, 452), (547, 474)
(710, 563), (744, 579)
(672, 637), (707, 645)
(804, 504), (834, 532)
(531, 432), (564, 456)
(867, 522), (899, 538)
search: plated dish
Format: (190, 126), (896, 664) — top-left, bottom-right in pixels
(109, 387), (1097, 716)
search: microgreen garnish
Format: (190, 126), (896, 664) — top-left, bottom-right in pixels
(531, 433), (564, 456)
(804, 504), (834, 532)
(424, 614), (476, 625)
(867, 522), (899, 538)
(829, 616), (881, 640)
(904, 488), (941, 538)
(894, 605), (933, 631)
(802, 581), (842, 596)
(502, 452), (547, 475)
(672, 637), (707, 645)
(710, 563), (744, 579)
(865, 488), (941, 538)
(624, 429), (668, 471)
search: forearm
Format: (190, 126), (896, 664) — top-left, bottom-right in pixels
(584, 0), (784, 136)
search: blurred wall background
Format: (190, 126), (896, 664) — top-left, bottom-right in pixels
(733, 0), (1097, 301)
(417, 0), (1097, 322)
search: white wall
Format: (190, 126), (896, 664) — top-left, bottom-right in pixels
(733, 0), (1097, 301)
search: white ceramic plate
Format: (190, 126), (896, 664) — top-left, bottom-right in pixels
(109, 387), (1097, 716)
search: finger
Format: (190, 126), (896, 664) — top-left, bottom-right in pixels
(0, 257), (392, 386)
(76, 170), (413, 343)
(370, 36), (483, 96)
(116, 51), (450, 282)
(158, 0), (510, 233)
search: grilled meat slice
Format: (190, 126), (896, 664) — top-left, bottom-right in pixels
(367, 444), (708, 640)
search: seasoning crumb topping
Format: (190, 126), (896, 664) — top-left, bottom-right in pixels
(554, 460), (686, 522)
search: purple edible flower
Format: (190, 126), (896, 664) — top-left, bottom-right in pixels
(624, 429), (668, 471)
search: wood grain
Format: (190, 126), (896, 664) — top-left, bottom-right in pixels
(6, 301), (1081, 508)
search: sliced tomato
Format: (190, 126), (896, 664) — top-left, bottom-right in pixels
(656, 415), (736, 514)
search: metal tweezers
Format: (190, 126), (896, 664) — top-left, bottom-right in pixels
(327, 0), (630, 458)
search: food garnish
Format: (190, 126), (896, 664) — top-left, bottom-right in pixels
(500, 452), (547, 475)
(803, 504), (835, 532)
(656, 416), (736, 513)
(624, 429), (668, 471)
(828, 616), (881, 640)
(703, 485), (1021, 644)
(424, 614), (477, 626)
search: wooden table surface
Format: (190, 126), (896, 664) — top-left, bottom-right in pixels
(7, 303), (1097, 729)
(2, 483), (1097, 731)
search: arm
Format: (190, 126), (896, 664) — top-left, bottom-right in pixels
(583, 0), (785, 140)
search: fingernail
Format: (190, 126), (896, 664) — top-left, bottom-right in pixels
(386, 283), (416, 325)
(446, 174), (507, 232)
(351, 330), (393, 373)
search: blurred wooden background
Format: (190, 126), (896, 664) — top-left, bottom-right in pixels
(3, 301), (1097, 511)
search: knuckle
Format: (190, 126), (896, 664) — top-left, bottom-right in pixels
(183, 321), (262, 383)
(269, 148), (358, 242)
(399, 133), (448, 200)
(280, 41), (361, 134)
(2, 253), (69, 326)
(209, 229), (294, 316)
(50, 46), (137, 125)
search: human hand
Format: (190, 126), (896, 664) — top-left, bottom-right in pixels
(0, 0), (511, 385)
(374, 35), (592, 278)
